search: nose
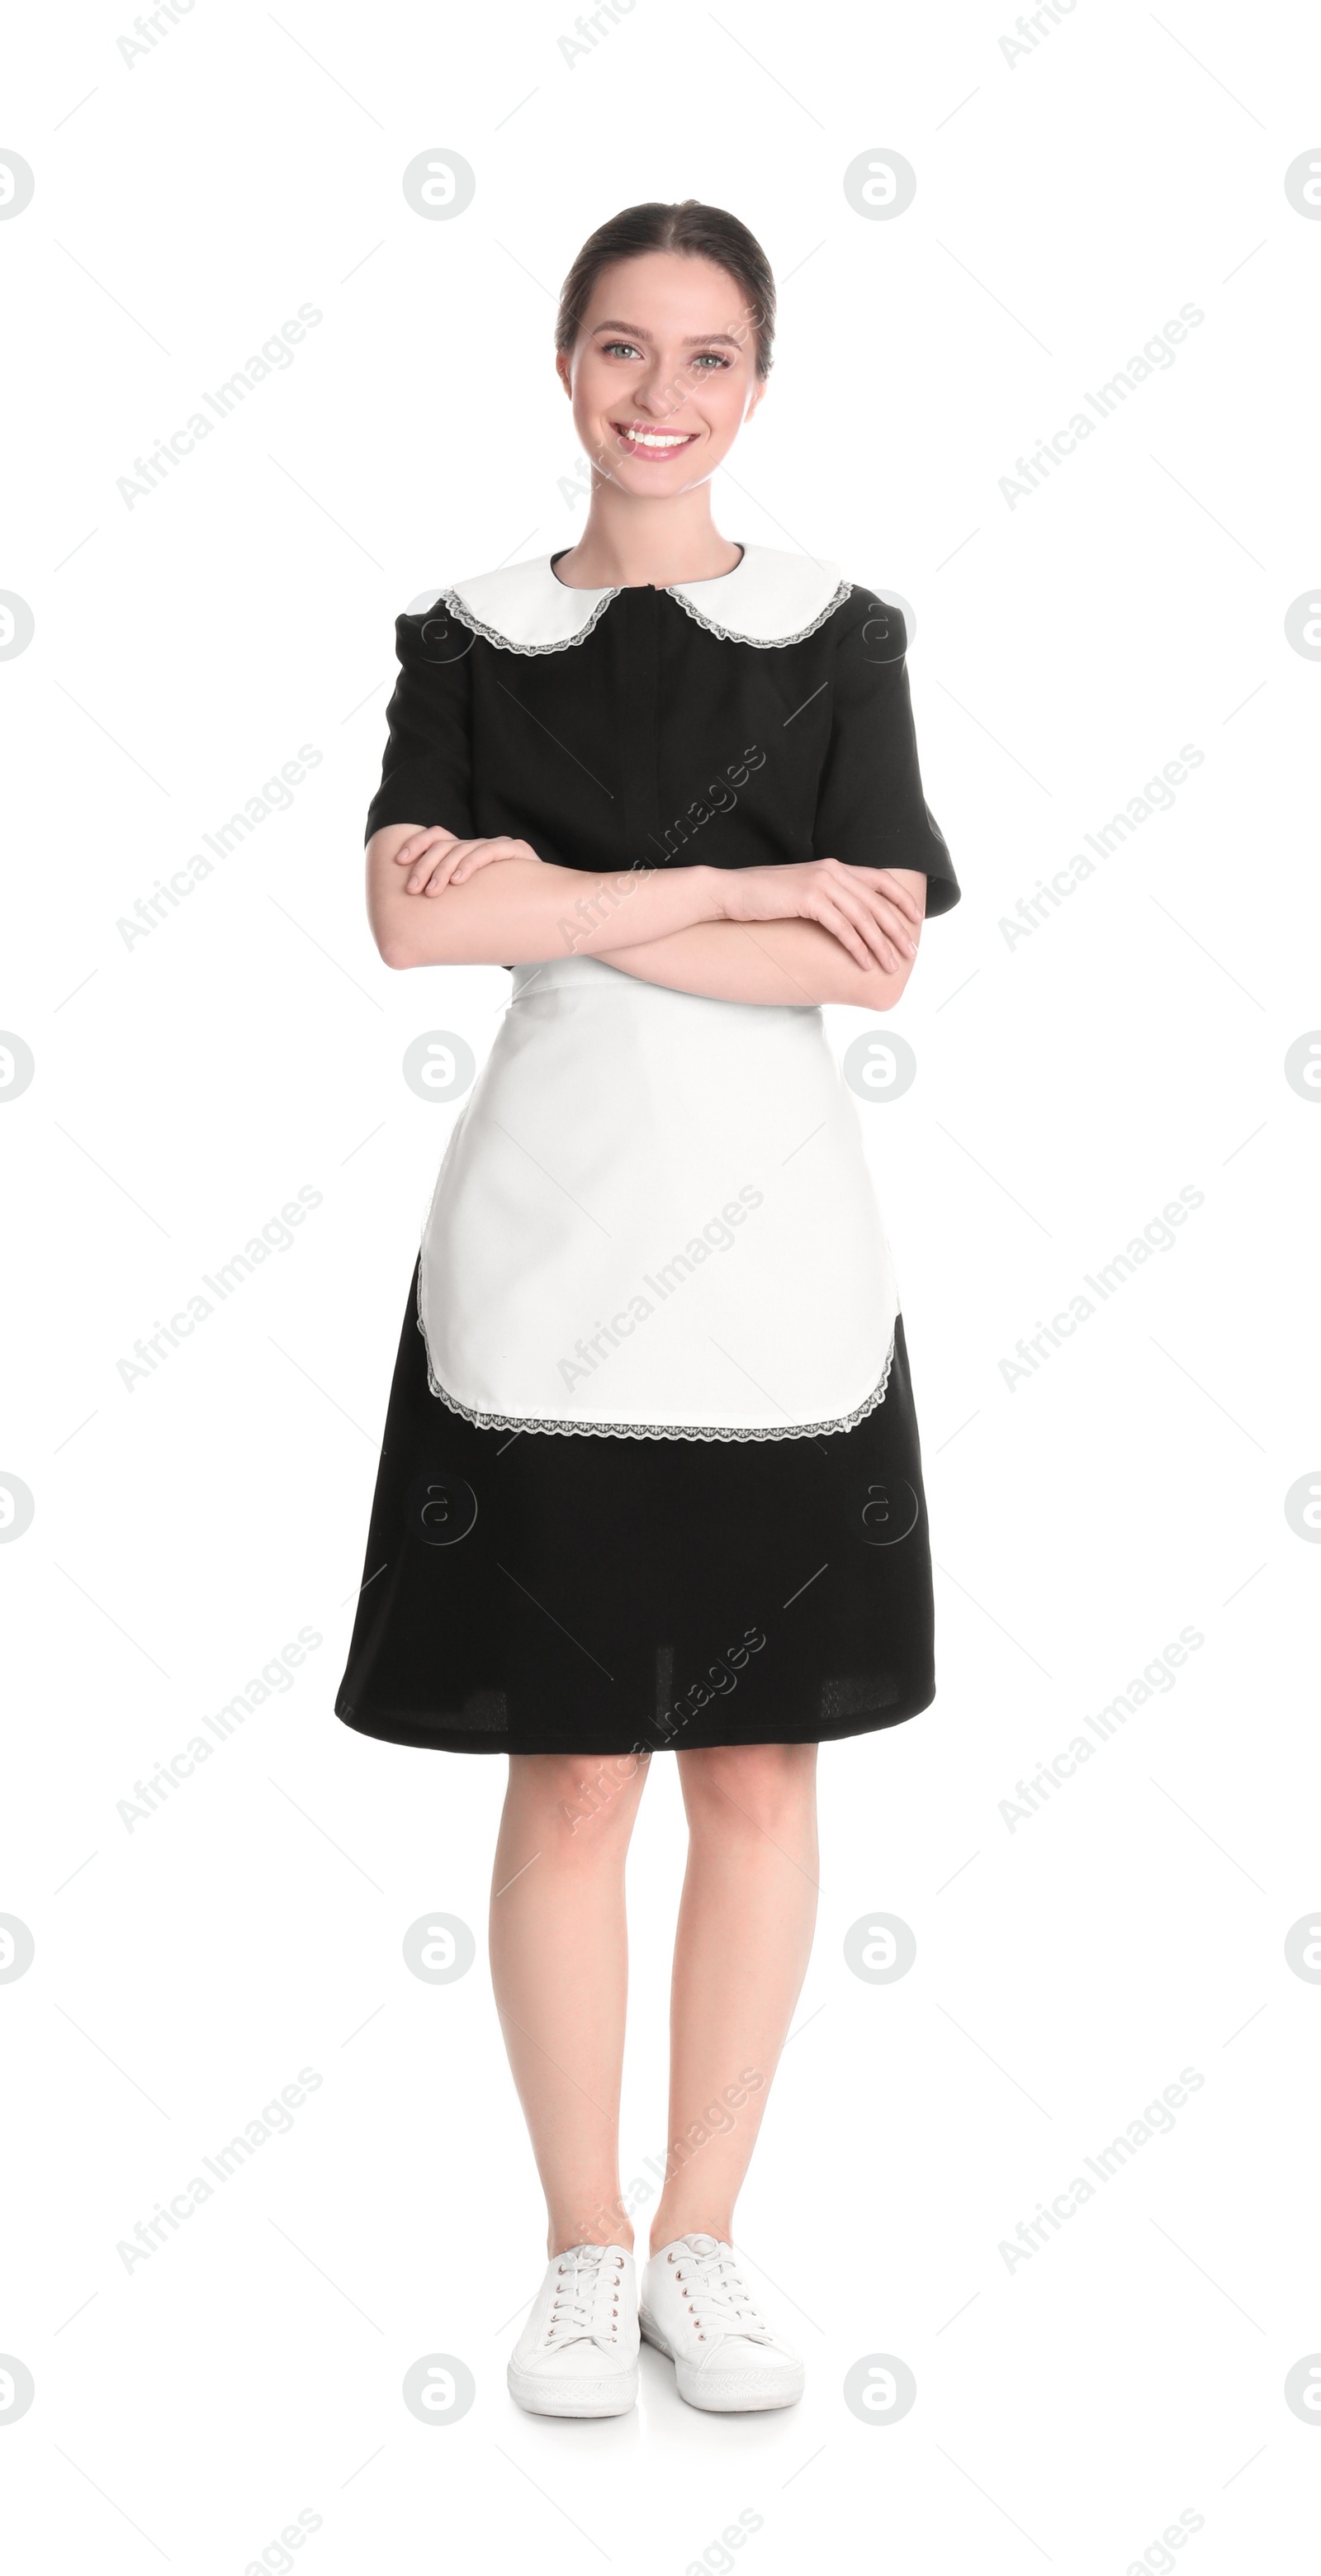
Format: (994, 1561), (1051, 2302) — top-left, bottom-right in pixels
(626, 352), (689, 421)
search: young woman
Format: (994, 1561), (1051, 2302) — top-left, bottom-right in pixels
(336, 200), (960, 2419)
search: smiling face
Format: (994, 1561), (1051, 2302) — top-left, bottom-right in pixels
(557, 249), (765, 495)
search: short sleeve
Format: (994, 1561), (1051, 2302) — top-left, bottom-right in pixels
(812, 592), (960, 916)
(364, 604), (476, 846)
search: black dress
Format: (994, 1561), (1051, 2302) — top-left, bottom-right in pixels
(334, 545), (960, 1758)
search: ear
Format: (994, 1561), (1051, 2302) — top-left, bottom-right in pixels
(556, 352), (572, 399)
(744, 377), (767, 426)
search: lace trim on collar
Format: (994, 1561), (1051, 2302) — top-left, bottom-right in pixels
(666, 575), (853, 650)
(434, 562), (855, 656)
(435, 583), (621, 656)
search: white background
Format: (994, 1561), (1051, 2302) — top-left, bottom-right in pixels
(2, 1), (1319, 2567)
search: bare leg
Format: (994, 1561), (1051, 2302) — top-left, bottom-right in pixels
(647, 1742), (819, 2254)
(489, 1748), (651, 2257)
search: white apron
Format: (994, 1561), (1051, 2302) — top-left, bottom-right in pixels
(417, 956), (900, 1440)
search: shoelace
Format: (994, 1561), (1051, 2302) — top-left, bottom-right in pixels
(544, 2245), (625, 2348)
(669, 2235), (775, 2344)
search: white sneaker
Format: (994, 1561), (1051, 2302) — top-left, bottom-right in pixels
(640, 2233), (805, 2412)
(507, 2242), (639, 2417)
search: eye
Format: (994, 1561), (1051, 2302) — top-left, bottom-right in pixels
(601, 339), (643, 359)
(690, 352), (732, 370)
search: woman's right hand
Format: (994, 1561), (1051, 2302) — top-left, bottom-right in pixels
(714, 858), (924, 974)
(392, 826), (542, 897)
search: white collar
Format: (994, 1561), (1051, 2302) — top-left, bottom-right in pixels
(434, 544), (850, 653)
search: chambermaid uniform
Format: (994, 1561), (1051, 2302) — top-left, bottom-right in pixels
(335, 544), (960, 1757)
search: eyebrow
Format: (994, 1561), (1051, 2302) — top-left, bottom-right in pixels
(590, 320), (745, 348)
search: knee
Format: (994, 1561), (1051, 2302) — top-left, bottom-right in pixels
(508, 1749), (649, 1853)
(680, 1740), (817, 1838)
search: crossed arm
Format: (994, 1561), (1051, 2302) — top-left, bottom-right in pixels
(367, 823), (928, 1010)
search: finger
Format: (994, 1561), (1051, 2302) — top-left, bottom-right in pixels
(826, 885), (905, 970)
(426, 837), (500, 893)
(419, 844), (471, 892)
(851, 916), (901, 974)
(409, 839), (486, 901)
(452, 837), (536, 883)
(865, 872), (921, 932)
(395, 828), (447, 868)
(448, 837), (500, 885)
(815, 898), (878, 972)
(878, 871), (926, 925)
(451, 837), (510, 884)
(828, 860), (923, 926)
(401, 831), (454, 890)
(869, 900), (919, 958)
(846, 881), (920, 961)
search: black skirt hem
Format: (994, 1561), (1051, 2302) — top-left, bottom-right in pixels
(333, 1678), (935, 1759)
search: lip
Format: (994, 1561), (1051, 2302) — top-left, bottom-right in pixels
(609, 420), (699, 461)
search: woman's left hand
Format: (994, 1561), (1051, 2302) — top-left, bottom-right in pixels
(393, 826), (542, 896)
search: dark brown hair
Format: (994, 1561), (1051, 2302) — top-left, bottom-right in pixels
(556, 200), (776, 378)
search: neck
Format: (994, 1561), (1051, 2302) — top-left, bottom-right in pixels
(555, 480), (741, 590)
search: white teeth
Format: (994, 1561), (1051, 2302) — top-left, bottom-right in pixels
(620, 427), (691, 448)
